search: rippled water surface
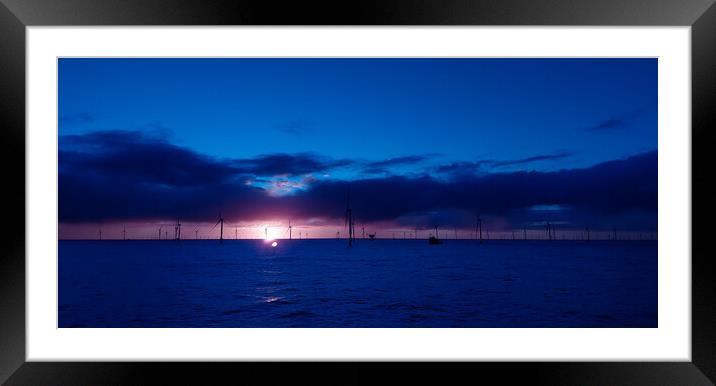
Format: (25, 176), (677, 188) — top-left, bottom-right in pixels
(59, 239), (657, 327)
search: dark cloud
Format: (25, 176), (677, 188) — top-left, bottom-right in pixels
(232, 153), (354, 176)
(59, 130), (657, 230)
(491, 152), (572, 167)
(366, 155), (434, 169)
(59, 132), (277, 222)
(60, 130), (240, 187)
(362, 155), (435, 175)
(434, 153), (571, 174)
(287, 150), (656, 227)
(584, 108), (648, 131)
(434, 160), (494, 175)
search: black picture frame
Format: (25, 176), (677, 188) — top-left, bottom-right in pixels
(1, 0), (714, 384)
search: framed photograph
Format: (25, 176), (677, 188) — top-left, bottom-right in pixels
(2, 0), (714, 384)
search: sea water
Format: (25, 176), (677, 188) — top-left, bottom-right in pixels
(58, 239), (657, 328)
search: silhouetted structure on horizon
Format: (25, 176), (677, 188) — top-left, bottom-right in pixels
(174, 218), (181, 240)
(476, 215), (483, 243)
(211, 212), (225, 242)
(429, 226), (442, 245)
(345, 193), (355, 247)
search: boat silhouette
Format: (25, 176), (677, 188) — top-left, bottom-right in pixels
(428, 227), (442, 245)
(428, 235), (442, 245)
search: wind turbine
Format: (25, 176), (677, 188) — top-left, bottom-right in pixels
(211, 212), (224, 242)
(288, 219), (293, 240)
(546, 221), (552, 240)
(476, 215), (483, 244)
(345, 192), (354, 247)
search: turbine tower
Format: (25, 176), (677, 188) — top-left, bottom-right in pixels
(211, 212), (225, 243)
(476, 215), (483, 244)
(288, 219), (293, 240)
(345, 192), (355, 247)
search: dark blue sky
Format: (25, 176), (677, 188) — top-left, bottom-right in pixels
(59, 58), (656, 168)
(58, 58), (657, 234)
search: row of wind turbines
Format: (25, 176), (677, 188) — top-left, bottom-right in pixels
(94, 198), (653, 242)
(96, 219), (654, 242)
